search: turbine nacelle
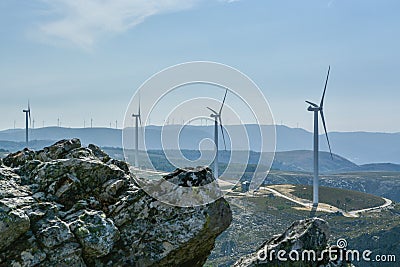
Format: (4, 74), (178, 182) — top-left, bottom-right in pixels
(306, 100), (320, 111)
(132, 95), (142, 125)
(307, 106), (321, 112)
(23, 101), (32, 126)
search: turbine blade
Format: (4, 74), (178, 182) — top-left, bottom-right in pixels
(219, 117), (227, 151)
(320, 65), (330, 108)
(219, 89), (228, 114)
(306, 101), (318, 107)
(27, 100), (31, 127)
(320, 110), (333, 159)
(207, 107), (218, 115)
(138, 96), (142, 126)
(138, 97), (141, 116)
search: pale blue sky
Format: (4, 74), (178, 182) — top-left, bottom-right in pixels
(1, 0), (399, 132)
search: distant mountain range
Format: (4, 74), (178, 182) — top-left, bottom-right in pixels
(141, 149), (400, 174)
(1, 125), (400, 165)
(273, 150), (400, 173)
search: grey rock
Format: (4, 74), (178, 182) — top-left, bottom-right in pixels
(0, 178), (30, 199)
(35, 138), (81, 161)
(234, 218), (353, 267)
(2, 148), (35, 168)
(88, 144), (110, 163)
(108, 159), (130, 175)
(3, 233), (47, 267)
(0, 208), (30, 251)
(34, 217), (74, 248)
(44, 242), (86, 267)
(0, 138), (232, 266)
(163, 166), (214, 187)
(68, 210), (120, 258)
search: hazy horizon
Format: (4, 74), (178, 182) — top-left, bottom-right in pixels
(3, 123), (400, 134)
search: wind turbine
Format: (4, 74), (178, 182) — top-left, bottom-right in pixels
(306, 66), (333, 206)
(207, 89), (228, 180)
(132, 97), (141, 167)
(22, 101), (31, 147)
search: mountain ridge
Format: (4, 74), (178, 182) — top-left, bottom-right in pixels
(1, 125), (400, 164)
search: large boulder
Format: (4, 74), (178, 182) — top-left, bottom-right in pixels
(0, 139), (232, 266)
(234, 218), (352, 267)
(163, 166), (215, 187)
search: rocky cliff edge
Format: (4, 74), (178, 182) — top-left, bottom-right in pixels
(0, 139), (232, 266)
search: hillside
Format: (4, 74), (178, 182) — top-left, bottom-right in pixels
(273, 150), (359, 172)
(358, 163), (400, 172)
(101, 147), (400, 202)
(269, 184), (386, 212)
(101, 147), (400, 174)
(207, 190), (399, 267)
(265, 170), (400, 202)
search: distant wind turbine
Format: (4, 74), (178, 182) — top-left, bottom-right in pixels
(207, 89), (228, 180)
(306, 66), (333, 206)
(22, 101), (31, 147)
(132, 97), (141, 167)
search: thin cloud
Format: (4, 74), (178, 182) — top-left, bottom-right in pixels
(34, 0), (201, 49)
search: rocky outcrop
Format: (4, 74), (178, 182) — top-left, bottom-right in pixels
(0, 139), (232, 266)
(163, 166), (215, 187)
(234, 218), (352, 267)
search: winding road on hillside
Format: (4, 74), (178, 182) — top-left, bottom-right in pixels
(262, 186), (392, 218)
(348, 197), (392, 216)
(130, 168), (393, 217)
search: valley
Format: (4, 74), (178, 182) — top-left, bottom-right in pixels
(207, 189), (399, 266)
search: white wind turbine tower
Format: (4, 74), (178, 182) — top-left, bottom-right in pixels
(207, 89), (228, 180)
(132, 97), (141, 168)
(22, 101), (31, 147)
(306, 66), (333, 206)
